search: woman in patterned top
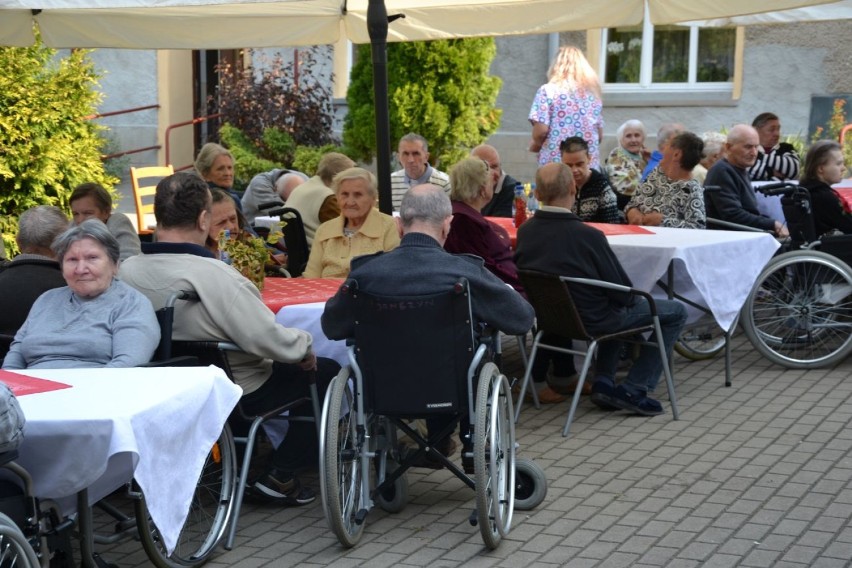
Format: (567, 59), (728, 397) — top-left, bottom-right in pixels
(625, 132), (706, 230)
(605, 119), (650, 199)
(529, 46), (604, 169)
(559, 136), (624, 224)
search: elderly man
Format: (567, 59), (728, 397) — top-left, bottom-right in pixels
(641, 122), (685, 181)
(471, 144), (517, 218)
(515, 162), (687, 416)
(286, 152), (354, 246)
(120, 171), (340, 505)
(625, 131), (706, 229)
(241, 168), (308, 224)
(748, 112), (800, 182)
(0, 206), (69, 338)
(390, 133), (451, 211)
(322, 184), (534, 464)
(704, 124), (788, 237)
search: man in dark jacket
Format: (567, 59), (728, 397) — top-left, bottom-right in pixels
(514, 162), (686, 417)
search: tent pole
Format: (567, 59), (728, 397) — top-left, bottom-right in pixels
(367, 0), (393, 214)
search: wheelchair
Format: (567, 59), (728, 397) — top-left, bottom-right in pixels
(739, 183), (852, 368)
(318, 279), (547, 550)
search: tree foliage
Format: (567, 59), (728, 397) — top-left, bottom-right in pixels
(0, 39), (115, 254)
(212, 48), (335, 170)
(343, 38), (502, 169)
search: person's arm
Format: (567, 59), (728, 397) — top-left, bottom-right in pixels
(529, 121), (549, 153)
(302, 237), (324, 278)
(763, 144), (800, 181)
(1, 322), (28, 370)
(106, 287), (161, 367)
(317, 195), (341, 223)
(661, 186), (706, 230)
(705, 168), (776, 231)
(597, 184), (625, 224)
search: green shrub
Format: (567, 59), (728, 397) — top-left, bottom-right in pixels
(0, 39), (116, 254)
(344, 38), (502, 170)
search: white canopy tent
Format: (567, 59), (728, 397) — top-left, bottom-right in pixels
(685, 0), (852, 26)
(0, 0), (840, 210)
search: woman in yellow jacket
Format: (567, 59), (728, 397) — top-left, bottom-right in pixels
(303, 167), (400, 278)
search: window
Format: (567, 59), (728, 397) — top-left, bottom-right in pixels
(594, 11), (740, 105)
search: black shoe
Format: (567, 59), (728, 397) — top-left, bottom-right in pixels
(610, 385), (664, 416)
(253, 469), (316, 505)
(590, 377), (618, 411)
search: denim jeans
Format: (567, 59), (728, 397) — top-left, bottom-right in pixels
(595, 298), (687, 393)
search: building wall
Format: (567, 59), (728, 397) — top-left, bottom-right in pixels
(485, 21), (851, 184)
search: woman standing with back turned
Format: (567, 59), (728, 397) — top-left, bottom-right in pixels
(529, 46), (604, 169)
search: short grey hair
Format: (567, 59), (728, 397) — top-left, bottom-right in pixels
(616, 119), (646, 142)
(449, 157), (490, 202)
(331, 167), (378, 200)
(17, 206), (69, 253)
(51, 219), (120, 265)
(700, 131), (727, 158)
(399, 132), (429, 152)
(399, 184), (452, 230)
(656, 122), (685, 150)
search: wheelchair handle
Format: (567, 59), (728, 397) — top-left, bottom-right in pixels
(753, 182), (799, 196)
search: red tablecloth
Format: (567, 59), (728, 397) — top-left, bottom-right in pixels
(0, 369), (71, 396)
(485, 216), (652, 248)
(261, 277), (344, 312)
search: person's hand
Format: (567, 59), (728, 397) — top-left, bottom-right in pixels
(625, 208), (643, 225)
(641, 147), (652, 162)
(774, 221), (789, 238)
(298, 350), (317, 371)
(643, 212), (664, 226)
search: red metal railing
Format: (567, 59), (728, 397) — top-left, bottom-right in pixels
(164, 113), (222, 170)
(85, 104), (161, 162)
(840, 124), (852, 146)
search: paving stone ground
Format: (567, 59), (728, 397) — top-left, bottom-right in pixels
(88, 333), (852, 567)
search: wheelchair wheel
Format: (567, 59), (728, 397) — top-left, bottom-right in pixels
(474, 363), (515, 550)
(674, 315), (733, 361)
(513, 457), (547, 511)
(374, 457), (408, 514)
(320, 368), (367, 548)
(743, 250), (852, 369)
(0, 512), (39, 568)
(136, 423), (237, 568)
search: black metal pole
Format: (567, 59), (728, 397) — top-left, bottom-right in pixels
(367, 0), (392, 214)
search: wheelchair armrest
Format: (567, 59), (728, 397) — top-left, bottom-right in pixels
(560, 276), (660, 318)
(705, 217), (771, 233)
(258, 200), (285, 211)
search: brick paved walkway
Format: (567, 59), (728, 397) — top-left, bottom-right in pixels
(93, 333), (852, 567)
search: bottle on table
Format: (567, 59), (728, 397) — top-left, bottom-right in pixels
(527, 183), (539, 218)
(219, 229), (232, 265)
(513, 183), (527, 228)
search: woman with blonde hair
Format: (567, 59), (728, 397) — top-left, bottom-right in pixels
(303, 167), (399, 278)
(195, 142), (243, 210)
(529, 46), (604, 168)
(443, 157), (522, 293)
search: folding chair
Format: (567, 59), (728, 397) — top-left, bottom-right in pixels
(159, 291), (321, 551)
(130, 165), (174, 235)
(516, 269), (679, 437)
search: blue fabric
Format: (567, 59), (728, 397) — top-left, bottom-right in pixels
(640, 150), (663, 181)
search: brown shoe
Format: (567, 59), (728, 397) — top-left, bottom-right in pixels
(529, 386), (566, 404)
(548, 374), (592, 396)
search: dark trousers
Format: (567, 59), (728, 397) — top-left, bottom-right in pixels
(240, 357), (339, 471)
(531, 333), (577, 383)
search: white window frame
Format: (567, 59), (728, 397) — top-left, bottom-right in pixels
(592, 4), (742, 106)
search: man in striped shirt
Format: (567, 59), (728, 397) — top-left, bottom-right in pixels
(390, 133), (451, 211)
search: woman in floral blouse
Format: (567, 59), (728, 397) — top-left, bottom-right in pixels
(605, 119), (650, 199)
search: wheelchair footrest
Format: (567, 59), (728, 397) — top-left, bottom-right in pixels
(355, 508), (369, 526)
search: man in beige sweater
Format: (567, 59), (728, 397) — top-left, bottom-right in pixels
(120, 171), (340, 506)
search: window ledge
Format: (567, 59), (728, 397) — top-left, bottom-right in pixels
(602, 86), (738, 107)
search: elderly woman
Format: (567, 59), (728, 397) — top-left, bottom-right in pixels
(692, 131), (726, 184)
(303, 167), (399, 278)
(560, 136), (624, 224)
(605, 120), (650, 199)
(443, 157), (523, 293)
(195, 142), (242, 210)
(2, 220), (160, 369)
(70, 182), (141, 261)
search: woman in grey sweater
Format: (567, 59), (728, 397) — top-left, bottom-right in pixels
(2, 220), (159, 369)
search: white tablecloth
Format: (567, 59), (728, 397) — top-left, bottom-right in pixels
(607, 226), (780, 331)
(275, 302), (348, 367)
(13, 366), (241, 555)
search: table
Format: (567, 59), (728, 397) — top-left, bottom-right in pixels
(606, 226), (779, 332)
(10, 366), (241, 557)
(261, 278), (347, 366)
